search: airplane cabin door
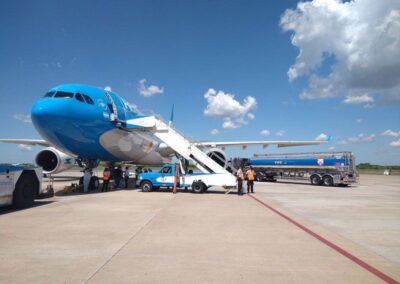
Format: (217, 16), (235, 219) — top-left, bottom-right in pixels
(104, 91), (126, 122)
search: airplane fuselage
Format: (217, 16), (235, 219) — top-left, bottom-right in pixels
(31, 84), (171, 165)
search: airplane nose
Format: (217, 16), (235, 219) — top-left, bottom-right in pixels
(31, 98), (65, 131)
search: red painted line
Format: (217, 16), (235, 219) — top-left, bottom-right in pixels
(248, 194), (400, 284)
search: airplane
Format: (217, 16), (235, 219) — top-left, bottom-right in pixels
(0, 84), (326, 190)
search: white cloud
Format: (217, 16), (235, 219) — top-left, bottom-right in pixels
(203, 88), (257, 129)
(222, 118), (240, 129)
(260, 129), (270, 136)
(382, 129), (400, 137)
(315, 133), (328, 141)
(276, 130), (286, 137)
(338, 133), (376, 144)
(281, 0), (400, 104)
(13, 114), (31, 123)
(18, 144), (32, 152)
(356, 118), (362, 123)
(390, 139), (400, 147)
(328, 146), (336, 151)
(137, 79), (164, 97)
(210, 128), (220, 135)
(343, 94), (374, 105)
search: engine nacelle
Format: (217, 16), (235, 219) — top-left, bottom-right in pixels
(35, 147), (76, 174)
(205, 148), (227, 168)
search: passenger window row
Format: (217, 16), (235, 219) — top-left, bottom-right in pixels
(43, 91), (94, 105)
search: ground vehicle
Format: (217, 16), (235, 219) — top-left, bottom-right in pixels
(0, 164), (49, 208)
(237, 152), (357, 186)
(138, 163), (237, 193)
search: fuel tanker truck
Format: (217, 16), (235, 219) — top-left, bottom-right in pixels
(234, 151), (358, 187)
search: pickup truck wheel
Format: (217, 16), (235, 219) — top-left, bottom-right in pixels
(141, 181), (153, 192)
(13, 171), (38, 208)
(192, 181), (205, 193)
(322, 175), (334, 186)
(310, 174), (322, 186)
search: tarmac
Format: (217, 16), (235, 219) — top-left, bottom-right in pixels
(0, 174), (399, 283)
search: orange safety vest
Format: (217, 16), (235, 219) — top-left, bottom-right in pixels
(103, 171), (110, 181)
(247, 170), (255, 181)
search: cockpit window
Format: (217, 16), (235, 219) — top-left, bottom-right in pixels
(82, 94), (94, 105)
(54, 91), (73, 98)
(43, 91), (55, 98)
(75, 93), (84, 103)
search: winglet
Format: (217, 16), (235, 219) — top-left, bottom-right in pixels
(326, 135), (333, 142)
(169, 104), (174, 127)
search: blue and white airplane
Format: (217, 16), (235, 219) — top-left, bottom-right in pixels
(1, 84), (325, 185)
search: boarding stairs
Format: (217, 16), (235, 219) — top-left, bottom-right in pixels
(126, 115), (235, 176)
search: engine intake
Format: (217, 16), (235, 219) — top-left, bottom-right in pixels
(35, 147), (76, 174)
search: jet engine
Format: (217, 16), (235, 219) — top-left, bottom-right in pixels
(35, 147), (76, 174)
(205, 148), (227, 168)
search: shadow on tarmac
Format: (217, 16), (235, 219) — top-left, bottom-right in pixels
(0, 200), (54, 216)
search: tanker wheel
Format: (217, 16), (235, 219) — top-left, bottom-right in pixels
(310, 175), (322, 186)
(322, 175), (334, 187)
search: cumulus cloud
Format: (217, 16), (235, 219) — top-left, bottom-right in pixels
(315, 133), (328, 141)
(338, 133), (376, 144)
(18, 144), (32, 152)
(14, 114), (31, 123)
(276, 130), (286, 137)
(343, 94), (374, 105)
(210, 128), (220, 135)
(382, 129), (400, 137)
(203, 88), (257, 129)
(281, 0), (400, 104)
(390, 139), (400, 147)
(137, 79), (164, 97)
(328, 146), (336, 151)
(260, 129), (270, 136)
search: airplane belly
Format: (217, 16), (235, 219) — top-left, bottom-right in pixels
(99, 129), (170, 165)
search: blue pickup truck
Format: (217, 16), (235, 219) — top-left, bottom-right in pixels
(137, 163), (237, 193)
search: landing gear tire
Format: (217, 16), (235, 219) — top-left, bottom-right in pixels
(310, 174), (322, 186)
(13, 171), (38, 208)
(192, 181), (205, 193)
(89, 176), (100, 191)
(322, 175), (334, 187)
(141, 181), (153, 192)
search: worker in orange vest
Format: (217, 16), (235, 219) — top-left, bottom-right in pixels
(101, 167), (111, 192)
(246, 166), (255, 193)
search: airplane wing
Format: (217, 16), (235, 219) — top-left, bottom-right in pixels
(194, 140), (327, 149)
(0, 139), (50, 147)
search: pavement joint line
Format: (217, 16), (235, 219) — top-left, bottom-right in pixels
(83, 194), (176, 284)
(247, 193), (400, 284)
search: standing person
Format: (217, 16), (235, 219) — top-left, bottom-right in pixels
(114, 166), (123, 189)
(83, 168), (91, 193)
(236, 166), (244, 196)
(131, 168), (137, 189)
(102, 167), (111, 192)
(246, 166), (255, 193)
(124, 166), (130, 189)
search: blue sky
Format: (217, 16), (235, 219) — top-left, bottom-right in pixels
(0, 0), (399, 165)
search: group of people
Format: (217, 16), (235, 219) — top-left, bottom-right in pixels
(236, 166), (255, 196)
(101, 165), (137, 192)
